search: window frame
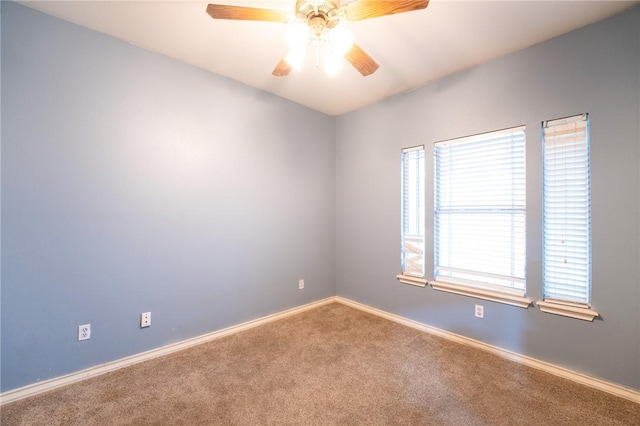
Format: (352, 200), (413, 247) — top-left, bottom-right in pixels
(431, 126), (532, 308)
(539, 113), (598, 321)
(397, 145), (427, 287)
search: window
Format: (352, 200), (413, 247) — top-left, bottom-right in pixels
(432, 126), (531, 307)
(397, 145), (426, 287)
(538, 114), (598, 321)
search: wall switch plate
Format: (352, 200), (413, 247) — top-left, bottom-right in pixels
(141, 312), (151, 328)
(298, 279), (304, 289)
(78, 324), (91, 341)
(475, 305), (484, 319)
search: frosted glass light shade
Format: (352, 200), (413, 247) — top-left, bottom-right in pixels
(285, 46), (306, 70)
(329, 26), (353, 55)
(286, 22), (310, 49)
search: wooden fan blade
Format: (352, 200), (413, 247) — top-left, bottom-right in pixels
(344, 44), (379, 76)
(206, 4), (288, 23)
(272, 58), (292, 77)
(345, 0), (429, 21)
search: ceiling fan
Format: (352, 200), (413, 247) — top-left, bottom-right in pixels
(206, 1), (429, 77)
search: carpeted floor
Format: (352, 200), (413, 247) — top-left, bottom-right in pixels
(1, 302), (638, 425)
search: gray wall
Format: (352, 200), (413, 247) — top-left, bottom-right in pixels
(1, 2), (335, 392)
(336, 7), (640, 390)
(2, 1), (639, 395)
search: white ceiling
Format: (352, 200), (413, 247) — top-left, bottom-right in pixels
(20, 0), (636, 116)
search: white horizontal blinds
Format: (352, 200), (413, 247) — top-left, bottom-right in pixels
(401, 146), (425, 277)
(543, 114), (591, 306)
(434, 127), (526, 295)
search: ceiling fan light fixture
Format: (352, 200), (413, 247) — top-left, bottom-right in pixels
(328, 25), (353, 55)
(285, 46), (306, 70)
(285, 20), (310, 49)
(283, 8), (353, 76)
(207, 0), (430, 77)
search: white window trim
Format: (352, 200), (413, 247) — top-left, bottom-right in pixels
(537, 300), (599, 321)
(399, 144), (426, 286)
(541, 113), (594, 320)
(431, 280), (532, 308)
(396, 274), (428, 287)
(433, 125), (527, 299)
(435, 125), (527, 146)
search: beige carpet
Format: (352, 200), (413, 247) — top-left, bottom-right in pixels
(2, 302), (638, 425)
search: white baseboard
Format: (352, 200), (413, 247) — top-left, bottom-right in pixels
(0, 296), (337, 405)
(3, 295), (638, 406)
(335, 296), (640, 404)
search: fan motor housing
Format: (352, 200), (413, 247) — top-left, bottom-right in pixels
(295, 0), (340, 29)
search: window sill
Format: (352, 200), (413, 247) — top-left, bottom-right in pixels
(537, 300), (599, 321)
(430, 281), (532, 308)
(397, 274), (427, 288)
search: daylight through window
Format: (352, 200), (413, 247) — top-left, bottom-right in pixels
(542, 114), (592, 307)
(398, 145), (426, 287)
(433, 126), (527, 301)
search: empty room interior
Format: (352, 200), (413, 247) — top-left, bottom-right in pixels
(1, 0), (639, 424)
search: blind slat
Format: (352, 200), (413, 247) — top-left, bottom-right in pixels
(435, 126), (526, 293)
(543, 114), (591, 305)
(401, 146), (426, 278)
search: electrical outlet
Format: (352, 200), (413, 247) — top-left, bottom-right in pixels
(141, 312), (151, 328)
(298, 279), (304, 289)
(78, 324), (91, 341)
(475, 305), (484, 319)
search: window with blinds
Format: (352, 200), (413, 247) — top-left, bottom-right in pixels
(398, 145), (426, 287)
(542, 114), (591, 306)
(434, 126), (526, 297)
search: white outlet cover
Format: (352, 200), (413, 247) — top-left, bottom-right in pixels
(78, 324), (91, 341)
(141, 312), (151, 327)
